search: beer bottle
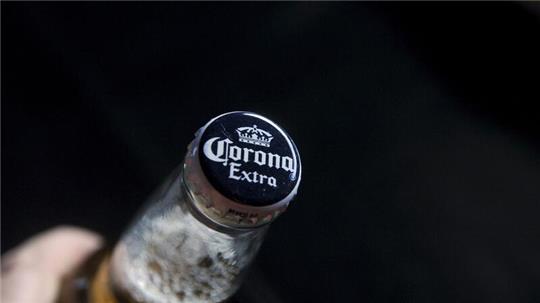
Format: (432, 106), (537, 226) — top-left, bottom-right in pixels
(59, 111), (302, 303)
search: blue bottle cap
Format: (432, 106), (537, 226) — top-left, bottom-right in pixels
(184, 111), (301, 228)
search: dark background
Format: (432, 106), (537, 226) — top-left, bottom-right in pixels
(3, 3), (540, 303)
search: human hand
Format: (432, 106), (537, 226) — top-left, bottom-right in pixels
(1, 226), (103, 303)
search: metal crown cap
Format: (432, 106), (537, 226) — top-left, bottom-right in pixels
(183, 111), (302, 228)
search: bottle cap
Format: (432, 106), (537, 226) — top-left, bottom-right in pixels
(184, 111), (301, 228)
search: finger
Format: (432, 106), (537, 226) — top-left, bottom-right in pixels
(1, 226), (103, 303)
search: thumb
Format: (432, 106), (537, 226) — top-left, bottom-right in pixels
(1, 226), (103, 303)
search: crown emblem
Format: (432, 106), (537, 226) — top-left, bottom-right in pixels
(236, 125), (274, 147)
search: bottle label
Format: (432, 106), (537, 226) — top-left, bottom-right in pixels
(198, 112), (301, 207)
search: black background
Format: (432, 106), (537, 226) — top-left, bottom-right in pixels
(2, 3), (540, 303)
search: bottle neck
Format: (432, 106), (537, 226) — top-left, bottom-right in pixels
(109, 165), (268, 303)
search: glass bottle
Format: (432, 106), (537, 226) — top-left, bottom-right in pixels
(59, 111), (302, 303)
